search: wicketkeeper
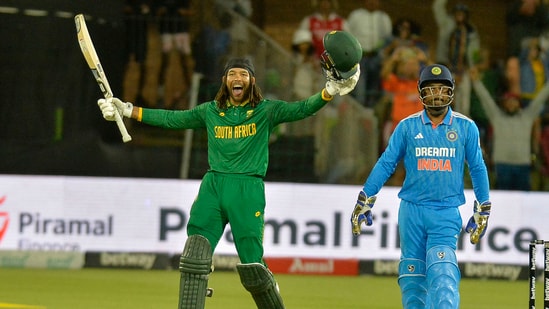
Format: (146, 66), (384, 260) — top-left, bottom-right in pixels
(98, 31), (362, 309)
(351, 64), (492, 309)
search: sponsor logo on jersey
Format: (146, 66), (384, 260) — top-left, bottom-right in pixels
(415, 147), (456, 157)
(415, 147), (456, 171)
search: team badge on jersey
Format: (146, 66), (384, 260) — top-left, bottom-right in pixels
(219, 112), (225, 117)
(446, 130), (458, 142)
(246, 110), (254, 118)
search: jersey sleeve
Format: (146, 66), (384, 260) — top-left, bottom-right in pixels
(268, 92), (329, 125)
(471, 80), (501, 118)
(465, 121), (490, 203)
(363, 121), (407, 196)
(140, 102), (208, 129)
(524, 81), (549, 118)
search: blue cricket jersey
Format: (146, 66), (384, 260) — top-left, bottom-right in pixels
(363, 108), (490, 207)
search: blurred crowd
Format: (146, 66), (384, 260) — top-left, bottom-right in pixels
(122, 0), (252, 109)
(292, 0), (549, 191)
(122, 0), (549, 191)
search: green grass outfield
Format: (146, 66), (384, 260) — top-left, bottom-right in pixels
(0, 268), (539, 308)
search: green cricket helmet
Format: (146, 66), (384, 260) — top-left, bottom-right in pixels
(320, 30), (362, 80)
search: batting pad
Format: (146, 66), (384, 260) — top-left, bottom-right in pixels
(178, 235), (212, 309)
(237, 263), (285, 309)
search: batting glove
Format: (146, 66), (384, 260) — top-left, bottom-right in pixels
(465, 200), (491, 244)
(325, 65), (360, 96)
(350, 190), (377, 235)
(97, 97), (133, 121)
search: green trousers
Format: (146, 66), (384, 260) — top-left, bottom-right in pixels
(187, 171), (266, 264)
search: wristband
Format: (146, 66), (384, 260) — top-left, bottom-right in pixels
(137, 107), (143, 122)
(321, 88), (333, 101)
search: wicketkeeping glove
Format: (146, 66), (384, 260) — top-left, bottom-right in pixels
(465, 200), (491, 244)
(325, 65), (361, 96)
(350, 191), (377, 235)
(97, 97), (133, 121)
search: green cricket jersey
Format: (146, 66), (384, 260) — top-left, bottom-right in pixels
(140, 92), (329, 177)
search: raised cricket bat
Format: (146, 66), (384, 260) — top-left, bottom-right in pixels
(74, 13), (132, 142)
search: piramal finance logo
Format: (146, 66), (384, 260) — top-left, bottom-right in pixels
(0, 195), (9, 244)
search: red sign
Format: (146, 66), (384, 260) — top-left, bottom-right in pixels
(264, 257), (359, 276)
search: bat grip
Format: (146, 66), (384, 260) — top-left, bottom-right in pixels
(113, 109), (132, 142)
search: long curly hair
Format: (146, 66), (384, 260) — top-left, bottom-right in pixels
(214, 77), (264, 109)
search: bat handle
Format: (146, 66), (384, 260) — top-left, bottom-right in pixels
(113, 109), (132, 142)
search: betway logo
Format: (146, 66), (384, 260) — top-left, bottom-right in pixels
(0, 196), (9, 244)
(463, 263), (522, 280)
(100, 252), (156, 270)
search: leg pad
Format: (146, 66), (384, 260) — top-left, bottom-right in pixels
(178, 235), (212, 309)
(426, 245), (460, 309)
(398, 258), (427, 309)
(237, 263), (285, 309)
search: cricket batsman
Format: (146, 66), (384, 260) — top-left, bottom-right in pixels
(350, 64), (492, 308)
(98, 31), (362, 309)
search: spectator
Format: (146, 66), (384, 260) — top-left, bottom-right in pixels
(519, 38), (549, 105)
(291, 29), (319, 101)
(347, 0), (392, 108)
(123, 0), (151, 106)
(470, 67), (549, 191)
(432, 0), (480, 69)
(298, 0), (348, 59)
(379, 46), (429, 185)
(216, 0), (253, 57)
(432, 1), (480, 125)
(506, 0), (549, 58)
(192, 10), (232, 102)
(155, 0), (194, 109)
(289, 29), (320, 137)
(447, 4), (480, 78)
(382, 17), (429, 60)
(381, 47), (429, 134)
(465, 48), (506, 166)
(518, 38), (549, 189)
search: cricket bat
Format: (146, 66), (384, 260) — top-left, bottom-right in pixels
(74, 13), (132, 142)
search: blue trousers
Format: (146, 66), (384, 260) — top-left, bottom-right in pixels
(398, 200), (462, 309)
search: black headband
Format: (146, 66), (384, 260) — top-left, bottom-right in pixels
(223, 58), (255, 77)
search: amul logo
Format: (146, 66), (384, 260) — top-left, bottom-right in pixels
(0, 195), (8, 243)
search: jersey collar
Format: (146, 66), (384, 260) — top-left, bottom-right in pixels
(226, 100), (250, 108)
(420, 107), (454, 126)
